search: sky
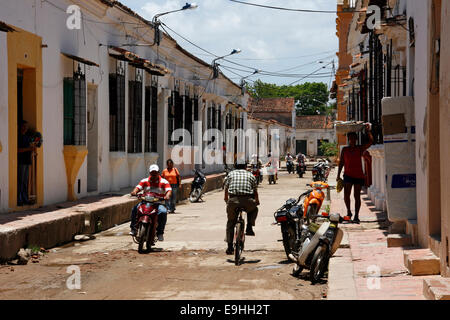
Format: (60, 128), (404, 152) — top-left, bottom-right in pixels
(122, 0), (339, 87)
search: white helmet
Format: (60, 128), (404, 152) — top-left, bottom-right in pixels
(149, 164), (159, 173)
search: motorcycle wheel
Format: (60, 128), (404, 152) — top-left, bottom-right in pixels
(306, 204), (318, 224)
(310, 244), (329, 284)
(189, 188), (201, 203)
(281, 225), (297, 260)
(292, 263), (303, 277)
(138, 223), (149, 254)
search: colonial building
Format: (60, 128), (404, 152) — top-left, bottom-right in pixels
(295, 115), (335, 157)
(334, 0), (450, 280)
(248, 97), (296, 127)
(0, 0), (248, 213)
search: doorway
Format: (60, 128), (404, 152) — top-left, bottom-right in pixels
(296, 140), (307, 155)
(87, 85), (98, 193)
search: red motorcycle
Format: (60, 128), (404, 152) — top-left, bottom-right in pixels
(250, 164), (263, 185)
(132, 193), (163, 253)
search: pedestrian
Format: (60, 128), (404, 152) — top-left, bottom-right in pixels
(161, 159), (181, 213)
(17, 120), (35, 206)
(337, 124), (373, 224)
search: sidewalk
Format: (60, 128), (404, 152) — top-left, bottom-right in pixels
(327, 169), (434, 300)
(0, 172), (225, 262)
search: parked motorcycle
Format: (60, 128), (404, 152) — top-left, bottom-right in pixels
(289, 212), (348, 284)
(189, 169), (206, 203)
(273, 197), (304, 259)
(301, 181), (329, 224)
(312, 160), (331, 182)
(132, 193), (163, 253)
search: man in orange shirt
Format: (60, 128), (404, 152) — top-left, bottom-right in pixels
(337, 124), (373, 223)
(161, 159), (181, 213)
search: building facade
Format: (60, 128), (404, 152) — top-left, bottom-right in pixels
(295, 116), (336, 157)
(0, 0), (248, 213)
(335, 0), (450, 277)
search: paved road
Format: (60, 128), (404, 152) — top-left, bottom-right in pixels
(0, 170), (328, 300)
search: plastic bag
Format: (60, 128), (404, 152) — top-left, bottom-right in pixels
(336, 178), (344, 193)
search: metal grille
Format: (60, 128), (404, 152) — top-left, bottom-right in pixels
(184, 95), (193, 136)
(128, 80), (143, 153)
(63, 77), (86, 146)
(109, 73), (125, 151)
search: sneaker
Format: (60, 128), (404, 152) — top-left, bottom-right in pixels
(129, 229), (137, 236)
(246, 227), (255, 236)
(157, 234), (164, 242)
(353, 217), (360, 224)
(226, 245), (234, 255)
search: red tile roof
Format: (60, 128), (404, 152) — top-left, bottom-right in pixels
(296, 115), (334, 129)
(248, 97), (295, 113)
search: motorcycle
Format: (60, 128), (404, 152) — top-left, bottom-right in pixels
(132, 193), (163, 253)
(189, 169), (206, 203)
(273, 197), (304, 259)
(296, 160), (306, 178)
(251, 164), (263, 185)
(286, 159), (294, 174)
(289, 212), (348, 284)
(301, 182), (329, 224)
(312, 160), (331, 182)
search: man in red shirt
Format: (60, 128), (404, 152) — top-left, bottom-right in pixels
(129, 164), (172, 241)
(337, 124), (373, 223)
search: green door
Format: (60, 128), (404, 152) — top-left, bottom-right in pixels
(296, 140), (307, 155)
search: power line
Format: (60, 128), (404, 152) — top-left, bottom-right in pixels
(228, 0), (366, 14)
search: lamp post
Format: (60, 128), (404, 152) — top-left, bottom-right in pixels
(153, 3), (198, 46)
(212, 49), (242, 79)
(240, 69), (260, 95)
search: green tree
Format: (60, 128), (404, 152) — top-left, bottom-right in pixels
(246, 80), (331, 116)
(318, 141), (338, 157)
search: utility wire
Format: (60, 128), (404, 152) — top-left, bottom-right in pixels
(229, 0), (367, 14)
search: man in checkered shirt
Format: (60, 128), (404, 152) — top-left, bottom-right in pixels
(223, 161), (260, 255)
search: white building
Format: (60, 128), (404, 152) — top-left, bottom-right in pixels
(0, 0), (248, 213)
(295, 115), (335, 157)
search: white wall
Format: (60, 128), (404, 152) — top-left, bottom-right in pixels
(408, 0), (430, 247)
(295, 129), (336, 156)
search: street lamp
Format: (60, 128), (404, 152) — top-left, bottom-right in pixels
(240, 69), (260, 94)
(212, 49), (242, 79)
(153, 3), (198, 46)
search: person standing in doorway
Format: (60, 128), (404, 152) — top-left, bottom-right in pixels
(161, 159), (181, 213)
(337, 124), (373, 224)
(17, 120), (35, 206)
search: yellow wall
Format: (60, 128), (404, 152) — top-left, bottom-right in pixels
(7, 27), (43, 210)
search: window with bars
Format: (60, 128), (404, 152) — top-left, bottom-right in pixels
(128, 77), (143, 153)
(217, 105), (222, 131)
(64, 76), (86, 146)
(109, 72), (125, 151)
(145, 86), (158, 153)
(184, 95), (193, 137)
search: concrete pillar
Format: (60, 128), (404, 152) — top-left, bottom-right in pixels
(157, 87), (170, 170)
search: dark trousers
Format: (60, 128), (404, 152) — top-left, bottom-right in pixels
(17, 164), (29, 205)
(130, 203), (168, 235)
(226, 195), (258, 244)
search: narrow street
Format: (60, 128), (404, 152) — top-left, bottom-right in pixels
(0, 171), (327, 300)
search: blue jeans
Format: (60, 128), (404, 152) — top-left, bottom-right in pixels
(130, 203), (168, 235)
(166, 184), (178, 212)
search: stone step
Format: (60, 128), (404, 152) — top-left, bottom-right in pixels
(423, 278), (450, 300)
(387, 234), (412, 248)
(404, 249), (441, 276)
(406, 219), (418, 246)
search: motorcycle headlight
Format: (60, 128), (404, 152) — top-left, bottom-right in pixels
(330, 213), (341, 223)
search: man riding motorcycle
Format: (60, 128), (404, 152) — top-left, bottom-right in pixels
(224, 161), (260, 255)
(286, 153), (294, 173)
(129, 164), (172, 242)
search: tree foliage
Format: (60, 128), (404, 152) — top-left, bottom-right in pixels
(246, 80), (331, 116)
(318, 141), (339, 157)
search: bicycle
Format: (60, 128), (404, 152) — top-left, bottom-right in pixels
(233, 208), (246, 266)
